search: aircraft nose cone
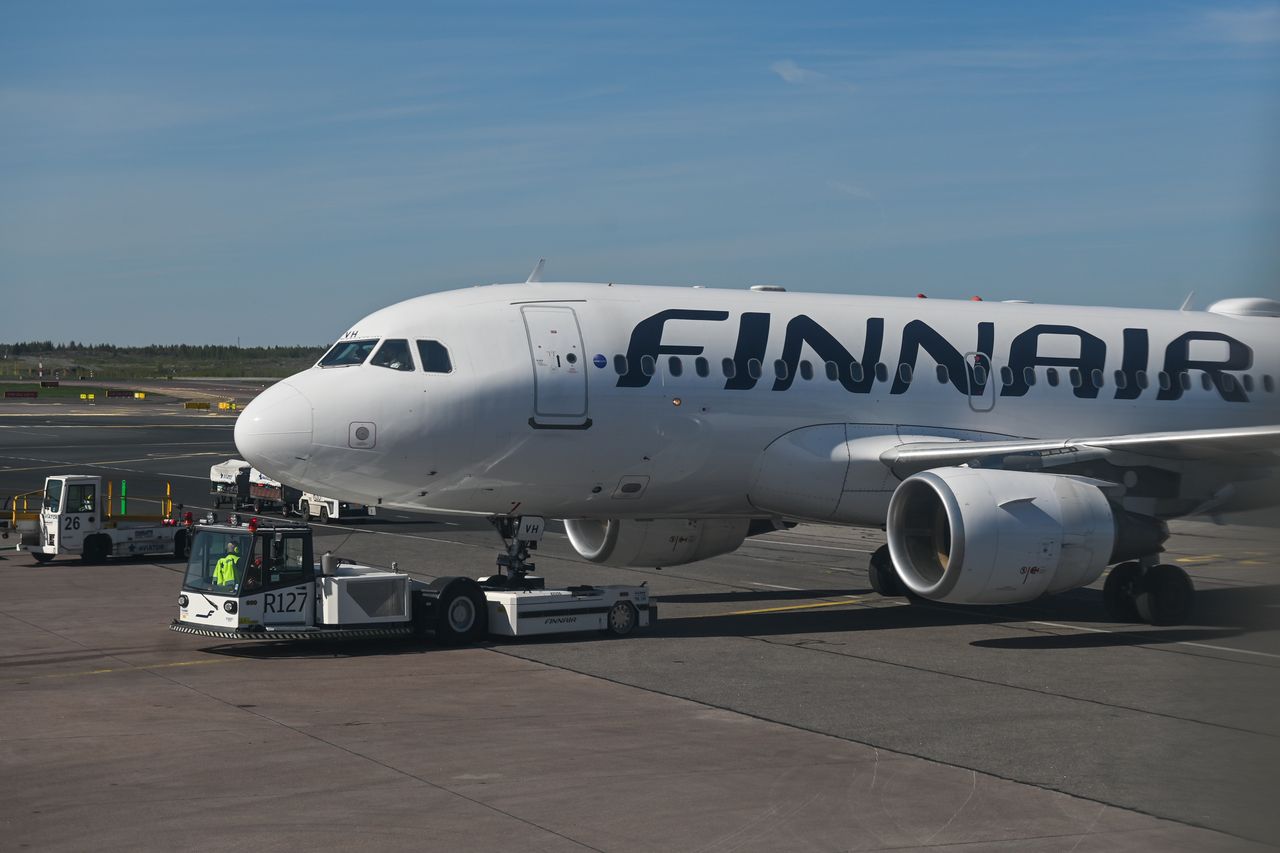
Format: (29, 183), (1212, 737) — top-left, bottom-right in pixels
(234, 380), (314, 478)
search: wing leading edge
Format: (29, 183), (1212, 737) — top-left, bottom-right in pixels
(880, 424), (1280, 474)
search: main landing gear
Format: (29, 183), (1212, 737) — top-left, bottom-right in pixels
(1104, 559), (1194, 626)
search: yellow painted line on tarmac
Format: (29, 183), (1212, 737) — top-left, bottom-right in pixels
(1174, 555), (1219, 564)
(10, 657), (234, 683)
(725, 597), (862, 616)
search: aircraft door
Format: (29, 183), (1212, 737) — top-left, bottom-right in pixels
(966, 352), (996, 412)
(522, 306), (589, 426)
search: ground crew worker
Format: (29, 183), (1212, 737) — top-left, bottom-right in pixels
(214, 541), (240, 587)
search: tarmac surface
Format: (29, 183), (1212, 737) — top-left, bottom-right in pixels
(2, 404), (1278, 851)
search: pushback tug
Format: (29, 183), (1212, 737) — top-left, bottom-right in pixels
(171, 514), (653, 643)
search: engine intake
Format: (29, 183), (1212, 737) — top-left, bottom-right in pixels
(564, 518), (750, 568)
(887, 468), (1165, 604)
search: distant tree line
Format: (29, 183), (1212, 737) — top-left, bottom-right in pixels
(2, 341), (324, 358)
(0, 341), (328, 379)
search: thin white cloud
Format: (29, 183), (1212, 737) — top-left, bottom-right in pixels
(1200, 5), (1280, 45)
(770, 59), (825, 84)
(830, 181), (875, 200)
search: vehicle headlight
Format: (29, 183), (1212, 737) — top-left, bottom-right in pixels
(178, 594), (189, 607)
(224, 601), (238, 614)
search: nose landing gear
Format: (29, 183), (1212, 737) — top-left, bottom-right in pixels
(483, 515), (547, 590)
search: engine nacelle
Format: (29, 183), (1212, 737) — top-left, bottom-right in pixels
(564, 518), (750, 568)
(887, 468), (1164, 605)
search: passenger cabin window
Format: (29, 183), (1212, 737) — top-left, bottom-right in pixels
(936, 365), (949, 384)
(1242, 374), (1255, 392)
(1091, 368), (1105, 389)
(1000, 366), (1014, 386)
(668, 356), (683, 377)
(613, 355), (627, 375)
(320, 339), (377, 367)
(1157, 371), (1171, 391)
(1113, 370), (1128, 390)
(773, 359), (788, 380)
(371, 339), (414, 371)
(1024, 366), (1037, 386)
(1264, 375), (1275, 393)
(1179, 372), (1192, 391)
(899, 364), (913, 383)
(1046, 368), (1060, 387)
(1201, 373), (1213, 391)
(799, 360), (814, 381)
(695, 357), (709, 378)
(640, 355), (656, 376)
(722, 358), (736, 378)
(825, 361), (839, 381)
(416, 340), (453, 373)
(874, 363), (888, 383)
(747, 359), (762, 380)
(1069, 368), (1082, 388)
(850, 362), (864, 382)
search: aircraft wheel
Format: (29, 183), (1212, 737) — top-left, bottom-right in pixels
(605, 601), (638, 636)
(1135, 564), (1194, 626)
(1103, 561), (1142, 622)
(868, 544), (906, 598)
(430, 577), (488, 645)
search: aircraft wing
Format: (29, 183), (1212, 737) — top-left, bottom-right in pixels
(881, 424), (1280, 473)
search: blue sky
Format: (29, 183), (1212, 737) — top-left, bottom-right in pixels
(2, 1), (1277, 345)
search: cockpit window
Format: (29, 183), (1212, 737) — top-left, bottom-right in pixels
(319, 339), (377, 367)
(371, 339), (415, 371)
(417, 340), (453, 373)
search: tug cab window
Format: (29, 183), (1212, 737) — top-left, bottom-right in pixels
(320, 339), (377, 367)
(371, 339), (414, 371)
(416, 340), (453, 373)
(66, 482), (97, 513)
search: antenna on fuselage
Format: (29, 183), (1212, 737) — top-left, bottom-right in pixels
(1179, 291), (1195, 311)
(526, 258), (546, 284)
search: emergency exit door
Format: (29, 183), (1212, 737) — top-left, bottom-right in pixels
(522, 306), (589, 425)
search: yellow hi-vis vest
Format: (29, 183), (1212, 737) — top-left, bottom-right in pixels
(214, 553), (239, 586)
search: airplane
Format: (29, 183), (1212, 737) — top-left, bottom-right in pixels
(234, 274), (1280, 626)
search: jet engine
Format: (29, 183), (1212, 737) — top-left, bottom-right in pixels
(886, 468), (1166, 604)
(564, 518), (751, 568)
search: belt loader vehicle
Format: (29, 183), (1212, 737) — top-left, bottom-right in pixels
(11, 474), (191, 563)
(171, 515), (653, 643)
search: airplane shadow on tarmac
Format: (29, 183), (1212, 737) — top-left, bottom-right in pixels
(651, 583), (1279, 651)
(200, 583), (1278, 660)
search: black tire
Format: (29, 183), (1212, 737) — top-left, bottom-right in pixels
(300, 500), (310, 520)
(604, 601), (638, 636)
(173, 529), (189, 560)
(868, 544), (906, 597)
(31, 551), (55, 565)
(319, 506), (330, 524)
(429, 577), (488, 645)
(81, 535), (109, 564)
(1103, 561), (1142, 622)
(1135, 564), (1195, 626)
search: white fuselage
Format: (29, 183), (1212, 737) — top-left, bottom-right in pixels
(234, 283), (1280, 525)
